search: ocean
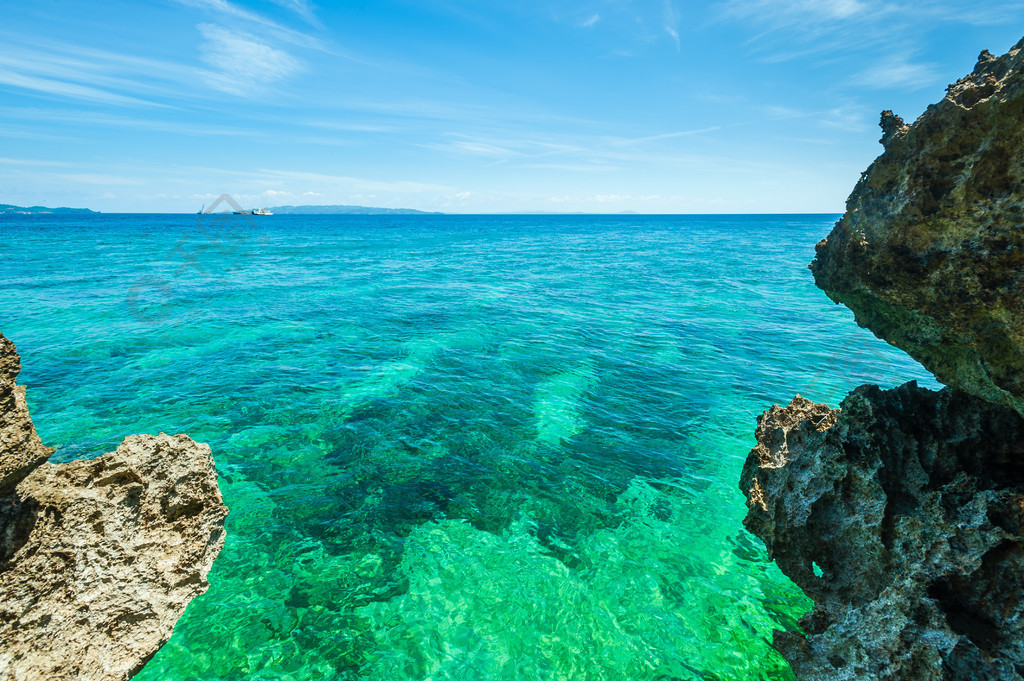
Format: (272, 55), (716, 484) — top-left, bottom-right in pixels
(0, 213), (939, 680)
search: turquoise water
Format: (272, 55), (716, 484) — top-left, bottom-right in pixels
(1, 214), (939, 680)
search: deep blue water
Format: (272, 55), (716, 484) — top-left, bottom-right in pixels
(0, 213), (939, 680)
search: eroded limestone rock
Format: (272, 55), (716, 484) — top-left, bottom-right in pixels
(811, 37), (1024, 417)
(0, 333), (228, 680)
(743, 385), (1024, 680)
(744, 36), (1024, 680)
(0, 334), (53, 495)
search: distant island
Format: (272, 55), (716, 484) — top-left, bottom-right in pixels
(497, 211), (640, 215)
(268, 205), (441, 215)
(1, 204), (97, 215)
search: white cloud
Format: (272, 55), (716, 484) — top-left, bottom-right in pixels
(0, 68), (163, 107)
(664, 0), (680, 49)
(818, 105), (869, 132)
(812, 0), (866, 19)
(0, 106), (265, 137)
(524, 163), (618, 172)
(581, 14), (600, 27)
(58, 173), (147, 185)
(451, 140), (525, 158)
(715, 0), (1024, 63)
(174, 0), (327, 50)
(0, 40), (238, 109)
(613, 126), (722, 145)
(721, 0), (867, 23)
(198, 24), (303, 95)
(665, 24), (680, 46)
(254, 167), (454, 193)
(0, 157), (71, 167)
(267, 0), (318, 22)
(853, 57), (940, 89)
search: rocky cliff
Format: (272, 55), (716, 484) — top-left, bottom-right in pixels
(743, 387), (1024, 680)
(811, 37), (1024, 418)
(742, 38), (1024, 680)
(0, 333), (228, 680)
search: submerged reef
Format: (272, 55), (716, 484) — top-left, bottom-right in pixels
(0, 333), (227, 680)
(742, 38), (1024, 680)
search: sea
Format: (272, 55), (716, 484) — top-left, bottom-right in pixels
(0, 213), (939, 680)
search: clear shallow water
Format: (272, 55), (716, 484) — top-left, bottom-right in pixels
(0, 213), (939, 680)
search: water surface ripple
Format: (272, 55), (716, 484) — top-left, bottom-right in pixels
(0, 214), (939, 680)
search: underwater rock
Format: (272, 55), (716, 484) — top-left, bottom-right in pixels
(0, 332), (228, 680)
(811, 37), (1024, 417)
(743, 385), (1024, 680)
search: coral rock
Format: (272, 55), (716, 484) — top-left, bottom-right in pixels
(0, 334), (53, 495)
(0, 333), (227, 680)
(743, 384), (1024, 680)
(811, 37), (1024, 417)
(746, 35), (1024, 680)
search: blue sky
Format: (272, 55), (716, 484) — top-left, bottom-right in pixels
(1, 0), (1022, 213)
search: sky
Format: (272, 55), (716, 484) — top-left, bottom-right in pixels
(0, 1), (1022, 213)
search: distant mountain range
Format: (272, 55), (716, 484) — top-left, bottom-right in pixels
(1, 204), (97, 214)
(268, 204), (441, 215)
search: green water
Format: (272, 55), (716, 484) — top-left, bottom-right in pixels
(0, 213), (939, 680)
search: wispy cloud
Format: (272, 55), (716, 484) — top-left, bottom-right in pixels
(0, 39), (225, 108)
(0, 106), (266, 137)
(0, 68), (164, 107)
(909, 1), (1024, 26)
(57, 173), (147, 186)
(853, 56), (941, 89)
(719, 0), (868, 25)
(0, 157), (72, 167)
(425, 132), (585, 164)
(422, 126), (791, 177)
(173, 0), (328, 51)
(714, 0), (1024, 62)
(253, 168), (454, 193)
(581, 14), (600, 28)
(613, 126), (722, 145)
(523, 163), (618, 172)
(198, 23), (303, 95)
(448, 140), (526, 158)
(664, 0), (681, 49)
(300, 120), (406, 133)
(267, 0), (320, 24)
(0, 124), (78, 142)
(818, 105), (869, 132)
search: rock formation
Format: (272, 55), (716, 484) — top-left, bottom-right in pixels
(742, 38), (1024, 680)
(0, 332), (228, 680)
(0, 335), (53, 495)
(743, 386), (1024, 680)
(811, 37), (1024, 417)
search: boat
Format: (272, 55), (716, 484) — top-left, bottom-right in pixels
(252, 208), (273, 215)
(197, 204), (205, 214)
